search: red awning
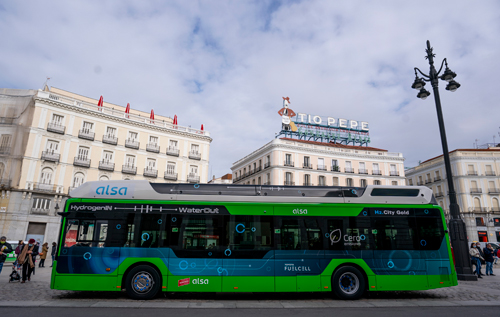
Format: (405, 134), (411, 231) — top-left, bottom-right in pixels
(150, 109), (155, 120)
(173, 115), (177, 125)
(97, 96), (103, 110)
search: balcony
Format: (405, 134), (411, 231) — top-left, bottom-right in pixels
(317, 165), (327, 171)
(98, 160), (115, 171)
(435, 192), (444, 198)
(31, 182), (57, 193)
(417, 181), (424, 185)
(166, 147), (179, 156)
(264, 162), (271, 169)
(187, 173), (200, 183)
(303, 182), (313, 186)
(358, 169), (368, 175)
(0, 146), (10, 155)
(284, 161), (294, 167)
(102, 134), (118, 145)
(146, 143), (160, 153)
(73, 156), (91, 168)
(303, 163), (313, 169)
(284, 181), (295, 186)
(263, 181), (271, 185)
(372, 170), (382, 175)
(434, 176), (442, 182)
(78, 129), (95, 141)
(469, 207), (488, 212)
(30, 207), (50, 215)
(143, 167), (158, 178)
(345, 167), (354, 173)
(125, 139), (140, 149)
(390, 171), (400, 176)
(189, 151), (201, 160)
(47, 122), (65, 134)
(488, 188), (500, 194)
(485, 171), (496, 176)
(491, 207), (500, 212)
(255, 166), (262, 173)
(467, 171), (478, 176)
(331, 165), (340, 172)
(425, 179), (432, 184)
(122, 164), (137, 175)
(41, 151), (60, 162)
(164, 171), (178, 181)
(470, 188), (482, 194)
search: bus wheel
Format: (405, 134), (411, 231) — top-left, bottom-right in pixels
(332, 266), (365, 300)
(125, 265), (161, 300)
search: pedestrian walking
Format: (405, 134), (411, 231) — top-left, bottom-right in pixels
(50, 242), (57, 267)
(17, 238), (39, 283)
(483, 243), (495, 276)
(39, 242), (48, 268)
(0, 236), (13, 275)
(470, 242), (483, 278)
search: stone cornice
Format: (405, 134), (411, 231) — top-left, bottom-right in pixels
(406, 154), (500, 176)
(35, 97), (213, 143)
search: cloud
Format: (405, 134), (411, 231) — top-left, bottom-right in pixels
(1, 0), (500, 177)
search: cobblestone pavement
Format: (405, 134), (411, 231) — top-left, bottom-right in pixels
(1, 263), (500, 305)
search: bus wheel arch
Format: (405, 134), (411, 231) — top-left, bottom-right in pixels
(122, 262), (162, 300)
(331, 264), (367, 300)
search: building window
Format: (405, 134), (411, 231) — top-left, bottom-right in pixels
(32, 197), (51, 210)
(77, 146), (89, 160)
(191, 144), (200, 153)
(476, 217), (485, 226)
(345, 161), (353, 173)
(169, 140), (178, 148)
(190, 165), (198, 175)
(303, 156), (311, 168)
(426, 173), (431, 183)
(266, 173), (270, 184)
(392, 181), (398, 186)
(285, 172), (293, 185)
(408, 179), (413, 186)
(304, 174), (311, 186)
(285, 154), (292, 166)
(147, 158), (156, 169)
(473, 197), (482, 212)
(467, 164), (477, 176)
(128, 131), (138, 141)
(435, 170), (441, 181)
(390, 164), (398, 176)
(0, 134), (12, 153)
(359, 162), (366, 174)
(167, 162), (176, 174)
(99, 175), (109, 181)
(360, 179), (367, 187)
(318, 176), (325, 186)
(106, 126), (116, 137)
(418, 176), (423, 185)
(51, 114), (64, 125)
(45, 140), (59, 153)
(149, 135), (158, 145)
(332, 177), (339, 186)
(82, 121), (93, 132)
(125, 155), (136, 167)
(257, 177), (261, 185)
(73, 172), (85, 188)
(374, 180), (381, 185)
(346, 178), (353, 186)
(39, 167), (53, 185)
(102, 150), (113, 162)
(318, 158), (325, 170)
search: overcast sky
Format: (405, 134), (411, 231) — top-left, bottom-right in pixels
(1, 1), (499, 178)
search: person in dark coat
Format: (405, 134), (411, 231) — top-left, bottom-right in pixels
(483, 243), (495, 276)
(0, 236), (13, 275)
(17, 238), (39, 283)
(50, 242), (57, 267)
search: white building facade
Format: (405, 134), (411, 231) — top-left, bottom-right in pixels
(0, 87), (212, 244)
(232, 138), (405, 187)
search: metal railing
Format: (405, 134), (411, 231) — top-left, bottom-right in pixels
(317, 165), (327, 171)
(470, 188), (482, 194)
(164, 172), (178, 181)
(345, 167), (354, 173)
(284, 181), (295, 186)
(434, 176), (442, 182)
(435, 192), (444, 198)
(358, 169), (368, 174)
(30, 208), (50, 215)
(47, 122), (65, 134)
(78, 129), (95, 141)
(372, 170), (382, 175)
(73, 156), (91, 168)
(469, 207), (488, 212)
(189, 151), (201, 160)
(417, 181), (424, 185)
(284, 161), (294, 167)
(146, 143), (160, 153)
(425, 179), (432, 184)
(485, 171), (496, 176)
(488, 188), (500, 194)
(125, 139), (140, 149)
(143, 167), (158, 178)
(390, 171), (400, 176)
(102, 134), (118, 145)
(166, 147), (180, 156)
(303, 182), (313, 186)
(467, 171), (478, 176)
(303, 163), (313, 169)
(187, 174), (200, 183)
(30, 182), (57, 193)
(41, 151), (60, 162)
(122, 164), (137, 175)
(0, 146), (10, 155)
(98, 160), (115, 171)
(331, 165), (340, 172)
(264, 162), (271, 169)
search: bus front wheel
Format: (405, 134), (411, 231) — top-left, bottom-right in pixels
(125, 265), (161, 300)
(332, 266), (365, 300)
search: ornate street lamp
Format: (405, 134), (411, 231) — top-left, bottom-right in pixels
(412, 40), (476, 281)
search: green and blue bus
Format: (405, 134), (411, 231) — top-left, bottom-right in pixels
(51, 180), (457, 300)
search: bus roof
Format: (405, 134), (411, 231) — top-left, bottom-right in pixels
(69, 180), (437, 205)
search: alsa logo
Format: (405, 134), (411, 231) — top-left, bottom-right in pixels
(192, 278), (209, 285)
(178, 278), (209, 287)
(96, 185), (128, 196)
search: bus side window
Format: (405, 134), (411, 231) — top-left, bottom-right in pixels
(227, 216), (273, 252)
(106, 213), (135, 247)
(415, 217), (444, 250)
(371, 217), (416, 250)
(64, 219), (79, 247)
(303, 218), (322, 250)
(138, 214), (163, 248)
(278, 218), (302, 250)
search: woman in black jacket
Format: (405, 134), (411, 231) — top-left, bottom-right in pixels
(17, 238), (39, 283)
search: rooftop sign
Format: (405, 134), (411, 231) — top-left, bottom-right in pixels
(276, 97), (370, 146)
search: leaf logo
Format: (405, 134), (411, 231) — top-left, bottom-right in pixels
(330, 229), (342, 244)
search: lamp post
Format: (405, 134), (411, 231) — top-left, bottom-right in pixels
(412, 40), (476, 281)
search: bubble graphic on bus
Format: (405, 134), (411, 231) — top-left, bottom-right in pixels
(236, 223), (245, 233)
(224, 249), (232, 256)
(83, 252), (92, 260)
(116, 224), (121, 230)
(387, 261), (395, 269)
(142, 233), (150, 241)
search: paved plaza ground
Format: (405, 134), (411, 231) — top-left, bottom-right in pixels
(1, 261), (500, 308)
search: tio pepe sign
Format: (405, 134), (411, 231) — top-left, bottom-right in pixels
(295, 113), (369, 132)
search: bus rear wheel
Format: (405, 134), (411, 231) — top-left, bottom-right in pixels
(332, 266), (365, 300)
(125, 265), (161, 300)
